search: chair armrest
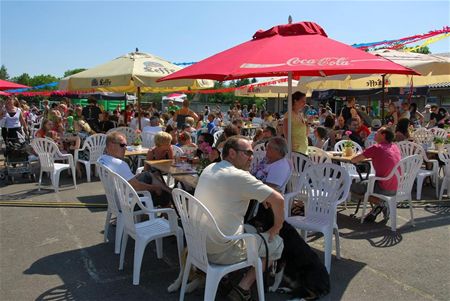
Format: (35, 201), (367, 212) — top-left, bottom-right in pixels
(56, 152), (74, 166)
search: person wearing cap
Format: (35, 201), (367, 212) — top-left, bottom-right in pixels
(366, 119), (382, 147)
(422, 104), (432, 124)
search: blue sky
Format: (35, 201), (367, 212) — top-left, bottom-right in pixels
(1, 0), (449, 78)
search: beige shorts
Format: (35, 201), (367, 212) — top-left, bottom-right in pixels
(208, 225), (284, 265)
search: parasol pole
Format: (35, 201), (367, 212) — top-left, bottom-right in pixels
(381, 74), (386, 124)
(288, 71), (293, 156)
(137, 86), (142, 131)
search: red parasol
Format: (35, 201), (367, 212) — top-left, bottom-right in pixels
(0, 79), (30, 91)
(159, 21), (419, 151)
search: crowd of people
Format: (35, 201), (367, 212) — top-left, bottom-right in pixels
(2, 92), (448, 300)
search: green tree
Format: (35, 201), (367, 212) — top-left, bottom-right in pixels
(409, 46), (431, 54)
(29, 74), (60, 89)
(64, 68), (87, 77)
(0, 65), (9, 80)
(251, 78), (257, 83)
(12, 73), (31, 86)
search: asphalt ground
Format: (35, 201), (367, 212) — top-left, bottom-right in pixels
(1, 171), (449, 301)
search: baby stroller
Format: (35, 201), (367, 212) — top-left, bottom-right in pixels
(0, 133), (36, 184)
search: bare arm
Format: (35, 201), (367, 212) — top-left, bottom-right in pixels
(282, 117), (288, 138)
(262, 190), (285, 241)
(351, 153), (367, 164)
(128, 177), (163, 195)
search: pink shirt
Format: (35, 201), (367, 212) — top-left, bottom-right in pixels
(363, 142), (401, 191)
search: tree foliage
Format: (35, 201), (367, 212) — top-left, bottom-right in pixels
(64, 68), (87, 77)
(0, 65), (9, 80)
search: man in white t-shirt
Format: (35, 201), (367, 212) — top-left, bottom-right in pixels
(97, 132), (171, 207)
(194, 136), (284, 300)
(142, 116), (163, 133)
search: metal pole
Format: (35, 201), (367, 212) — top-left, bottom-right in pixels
(381, 74), (386, 124)
(288, 71), (293, 155)
(137, 86), (142, 131)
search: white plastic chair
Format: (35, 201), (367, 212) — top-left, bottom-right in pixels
(141, 131), (156, 148)
(334, 140), (363, 154)
(171, 188), (265, 301)
(397, 141), (439, 200)
(172, 145), (184, 157)
(308, 146), (331, 164)
(107, 127), (136, 144)
(288, 151), (313, 195)
(438, 144), (450, 200)
(31, 138), (77, 192)
(361, 155), (423, 232)
(429, 127), (447, 139)
(97, 162), (155, 255)
(321, 138), (330, 151)
(284, 163), (351, 273)
(111, 172), (183, 285)
(213, 130), (223, 146)
(74, 134), (107, 182)
(412, 128), (433, 145)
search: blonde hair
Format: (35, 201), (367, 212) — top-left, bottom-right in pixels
(154, 131), (173, 147)
(185, 116), (195, 126)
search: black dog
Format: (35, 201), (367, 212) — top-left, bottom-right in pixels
(246, 203), (330, 300)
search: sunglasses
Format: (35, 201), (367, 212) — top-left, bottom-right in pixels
(116, 142), (127, 148)
(235, 148), (253, 157)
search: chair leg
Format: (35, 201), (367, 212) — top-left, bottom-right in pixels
(104, 210), (112, 243)
(176, 229), (184, 272)
(434, 174), (439, 199)
(408, 199), (415, 227)
(204, 269), (221, 301)
(115, 215), (124, 255)
(72, 166), (77, 188)
(133, 240), (146, 285)
(334, 227), (341, 260)
(53, 172), (59, 193)
(439, 176), (447, 200)
(179, 257), (192, 301)
(388, 200), (397, 232)
(255, 259), (265, 301)
(119, 232), (128, 270)
(85, 162), (91, 182)
(416, 176), (424, 200)
(360, 194), (369, 223)
(155, 238), (163, 259)
(38, 170), (43, 191)
(323, 230), (333, 274)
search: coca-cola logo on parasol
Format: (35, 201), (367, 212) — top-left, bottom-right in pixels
(240, 57), (351, 68)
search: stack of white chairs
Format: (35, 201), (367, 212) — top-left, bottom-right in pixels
(284, 163), (351, 273)
(397, 141), (439, 200)
(30, 138), (77, 192)
(172, 188), (265, 301)
(361, 155), (423, 232)
(112, 172), (183, 285)
(74, 133), (107, 182)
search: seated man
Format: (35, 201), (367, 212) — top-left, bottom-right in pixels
(98, 131), (172, 207)
(142, 116), (163, 133)
(195, 136), (284, 301)
(252, 137), (291, 193)
(351, 127), (401, 222)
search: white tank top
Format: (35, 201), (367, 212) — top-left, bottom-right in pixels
(5, 108), (21, 128)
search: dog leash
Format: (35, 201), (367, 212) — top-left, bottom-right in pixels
(255, 232), (270, 293)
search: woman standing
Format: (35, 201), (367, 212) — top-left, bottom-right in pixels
(2, 97), (28, 141)
(283, 92), (309, 154)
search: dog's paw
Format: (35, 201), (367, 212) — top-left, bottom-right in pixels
(276, 287), (292, 294)
(167, 281), (180, 293)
